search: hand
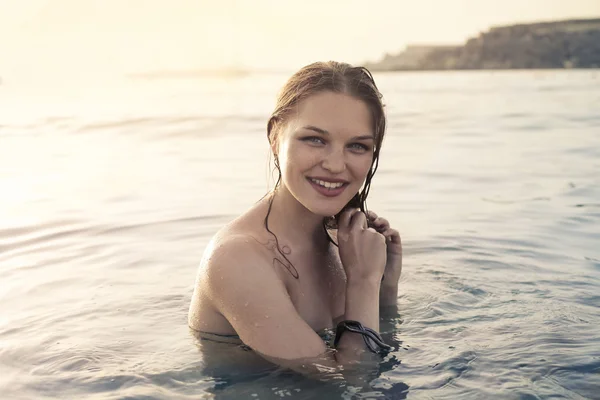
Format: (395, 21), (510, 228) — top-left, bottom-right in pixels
(366, 210), (402, 287)
(337, 208), (387, 284)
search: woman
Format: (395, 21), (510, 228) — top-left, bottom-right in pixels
(188, 61), (402, 369)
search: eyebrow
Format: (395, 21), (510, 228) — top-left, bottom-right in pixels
(299, 125), (375, 141)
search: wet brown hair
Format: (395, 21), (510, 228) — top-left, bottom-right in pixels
(264, 61), (387, 278)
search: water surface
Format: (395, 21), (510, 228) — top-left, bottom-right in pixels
(1, 70), (599, 399)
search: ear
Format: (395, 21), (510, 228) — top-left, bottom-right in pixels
(267, 117), (280, 157)
(270, 137), (278, 157)
(269, 124), (282, 159)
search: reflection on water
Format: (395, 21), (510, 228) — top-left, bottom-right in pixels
(0, 70), (599, 399)
(192, 309), (407, 399)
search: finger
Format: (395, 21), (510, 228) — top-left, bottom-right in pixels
(338, 208), (360, 233)
(349, 211), (368, 231)
(371, 217), (390, 230)
(382, 228), (401, 243)
(366, 227), (379, 235)
(366, 210), (379, 221)
(367, 227), (386, 243)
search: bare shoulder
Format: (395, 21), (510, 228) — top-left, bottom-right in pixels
(188, 198), (275, 329)
(200, 200), (273, 276)
(203, 232), (268, 277)
(190, 229), (328, 360)
(188, 231), (279, 331)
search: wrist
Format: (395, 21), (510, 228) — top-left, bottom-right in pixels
(346, 263), (384, 285)
(344, 277), (380, 332)
(380, 265), (401, 288)
(380, 276), (399, 291)
(379, 284), (398, 306)
(346, 276), (382, 292)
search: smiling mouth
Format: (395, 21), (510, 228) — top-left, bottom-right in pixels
(308, 178), (347, 189)
(306, 177), (349, 197)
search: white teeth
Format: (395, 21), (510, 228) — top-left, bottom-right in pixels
(310, 179), (344, 189)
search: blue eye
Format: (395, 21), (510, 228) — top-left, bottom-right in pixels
(303, 136), (325, 145)
(349, 143), (369, 152)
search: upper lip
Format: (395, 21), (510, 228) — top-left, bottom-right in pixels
(308, 176), (349, 184)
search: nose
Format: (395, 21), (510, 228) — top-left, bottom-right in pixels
(321, 147), (346, 174)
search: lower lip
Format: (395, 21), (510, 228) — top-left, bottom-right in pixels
(307, 178), (348, 197)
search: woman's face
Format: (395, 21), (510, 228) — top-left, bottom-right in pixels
(274, 91), (375, 217)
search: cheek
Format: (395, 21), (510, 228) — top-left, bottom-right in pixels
(282, 143), (320, 172)
(353, 156), (374, 180)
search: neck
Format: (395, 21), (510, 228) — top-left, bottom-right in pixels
(265, 185), (330, 251)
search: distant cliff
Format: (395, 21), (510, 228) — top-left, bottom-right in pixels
(365, 18), (600, 71)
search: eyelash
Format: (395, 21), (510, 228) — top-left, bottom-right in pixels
(303, 136), (325, 145)
(301, 136), (370, 152)
(349, 143), (370, 151)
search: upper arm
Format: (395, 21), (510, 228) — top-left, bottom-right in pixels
(204, 236), (328, 361)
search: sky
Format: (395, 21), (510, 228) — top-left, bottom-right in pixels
(0, 0), (599, 79)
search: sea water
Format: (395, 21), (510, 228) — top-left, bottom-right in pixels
(1, 70), (599, 399)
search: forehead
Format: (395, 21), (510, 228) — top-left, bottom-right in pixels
(289, 91), (373, 137)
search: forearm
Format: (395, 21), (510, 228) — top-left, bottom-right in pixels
(334, 279), (381, 364)
(379, 281), (399, 307)
(261, 279), (381, 382)
(380, 261), (401, 307)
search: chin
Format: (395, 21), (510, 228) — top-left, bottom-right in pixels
(307, 206), (342, 218)
(305, 197), (353, 218)
(288, 179), (360, 217)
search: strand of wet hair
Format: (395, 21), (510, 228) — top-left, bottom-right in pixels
(263, 191), (300, 279)
(322, 154), (379, 248)
(323, 222), (339, 248)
